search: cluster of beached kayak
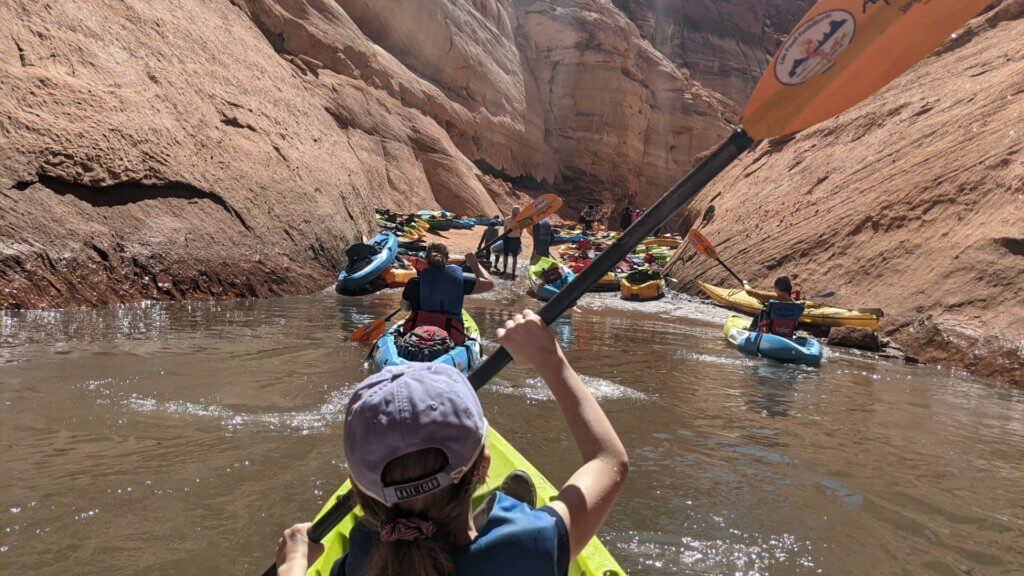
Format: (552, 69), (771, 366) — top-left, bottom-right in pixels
(529, 225), (680, 303)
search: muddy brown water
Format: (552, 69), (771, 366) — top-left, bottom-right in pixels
(2, 276), (1023, 575)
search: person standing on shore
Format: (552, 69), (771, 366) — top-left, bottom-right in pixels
(501, 206), (523, 276)
(579, 204), (596, 232)
(476, 216), (501, 268)
(619, 205), (633, 231)
(531, 218), (554, 262)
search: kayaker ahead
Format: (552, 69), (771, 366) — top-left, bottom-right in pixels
(748, 275), (806, 338)
(274, 310), (629, 576)
(400, 242), (493, 343)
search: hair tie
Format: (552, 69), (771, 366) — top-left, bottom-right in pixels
(379, 518), (437, 543)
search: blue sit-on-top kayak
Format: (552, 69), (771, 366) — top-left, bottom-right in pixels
(528, 257), (575, 302)
(723, 315), (822, 366)
(372, 311), (481, 375)
(335, 231), (398, 292)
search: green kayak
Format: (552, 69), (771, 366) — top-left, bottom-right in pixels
(306, 427), (625, 575)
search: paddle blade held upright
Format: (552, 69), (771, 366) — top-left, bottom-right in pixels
(687, 229), (720, 260)
(742, 0), (993, 140)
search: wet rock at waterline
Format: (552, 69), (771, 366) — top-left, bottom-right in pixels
(828, 326), (881, 353)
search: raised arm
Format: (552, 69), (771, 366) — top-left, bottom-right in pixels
(496, 310), (628, 559)
(464, 253), (494, 294)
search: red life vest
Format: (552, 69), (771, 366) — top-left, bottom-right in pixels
(402, 311), (467, 345)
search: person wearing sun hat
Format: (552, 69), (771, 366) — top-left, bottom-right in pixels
(274, 310), (629, 576)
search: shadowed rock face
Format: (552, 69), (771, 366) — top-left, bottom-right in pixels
(667, 1), (1024, 386)
(3, 0), (795, 308)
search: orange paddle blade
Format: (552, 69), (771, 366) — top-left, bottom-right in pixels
(743, 0), (992, 140)
(511, 194), (562, 232)
(350, 319), (386, 343)
(687, 229), (719, 260)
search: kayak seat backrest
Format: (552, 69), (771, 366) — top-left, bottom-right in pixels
(760, 301), (806, 338)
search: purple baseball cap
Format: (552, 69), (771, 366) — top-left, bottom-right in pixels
(344, 363), (488, 505)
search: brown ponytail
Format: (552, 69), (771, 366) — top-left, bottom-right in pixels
(425, 243), (449, 270)
(351, 447), (488, 576)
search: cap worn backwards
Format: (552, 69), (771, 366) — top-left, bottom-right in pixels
(344, 363), (488, 505)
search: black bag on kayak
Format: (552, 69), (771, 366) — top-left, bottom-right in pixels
(540, 266), (564, 284)
(345, 242), (380, 263)
(397, 326), (455, 362)
(625, 268), (662, 285)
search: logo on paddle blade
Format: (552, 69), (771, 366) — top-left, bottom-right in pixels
(774, 10), (856, 86)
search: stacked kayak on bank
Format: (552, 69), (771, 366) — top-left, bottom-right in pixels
(557, 248), (620, 292)
(620, 269), (665, 301)
(723, 315), (822, 366)
(335, 231), (398, 295)
(699, 282), (881, 330)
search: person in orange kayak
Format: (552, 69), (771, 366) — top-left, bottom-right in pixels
(399, 242), (493, 343)
(274, 310), (628, 576)
(747, 275), (806, 338)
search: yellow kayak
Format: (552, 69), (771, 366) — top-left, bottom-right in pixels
(641, 237), (683, 249)
(620, 277), (664, 301)
(699, 282), (881, 330)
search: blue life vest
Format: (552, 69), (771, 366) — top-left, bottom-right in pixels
(759, 300), (806, 338)
(418, 264), (465, 318)
(533, 220), (553, 256)
(332, 493), (567, 576)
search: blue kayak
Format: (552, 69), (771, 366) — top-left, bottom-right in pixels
(528, 257), (575, 302)
(554, 233), (586, 244)
(371, 311), (481, 375)
(335, 231), (398, 291)
(723, 315), (822, 366)
(451, 218), (476, 230)
(474, 216), (502, 227)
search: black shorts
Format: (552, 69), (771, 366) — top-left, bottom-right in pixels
(503, 236), (522, 256)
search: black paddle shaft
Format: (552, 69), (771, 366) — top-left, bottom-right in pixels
(257, 129), (753, 576)
(716, 259), (746, 287)
(469, 128), (754, 389)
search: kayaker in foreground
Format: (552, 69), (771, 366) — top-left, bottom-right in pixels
(746, 275), (806, 338)
(401, 242), (493, 343)
(274, 310), (629, 576)
(501, 206), (523, 276)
